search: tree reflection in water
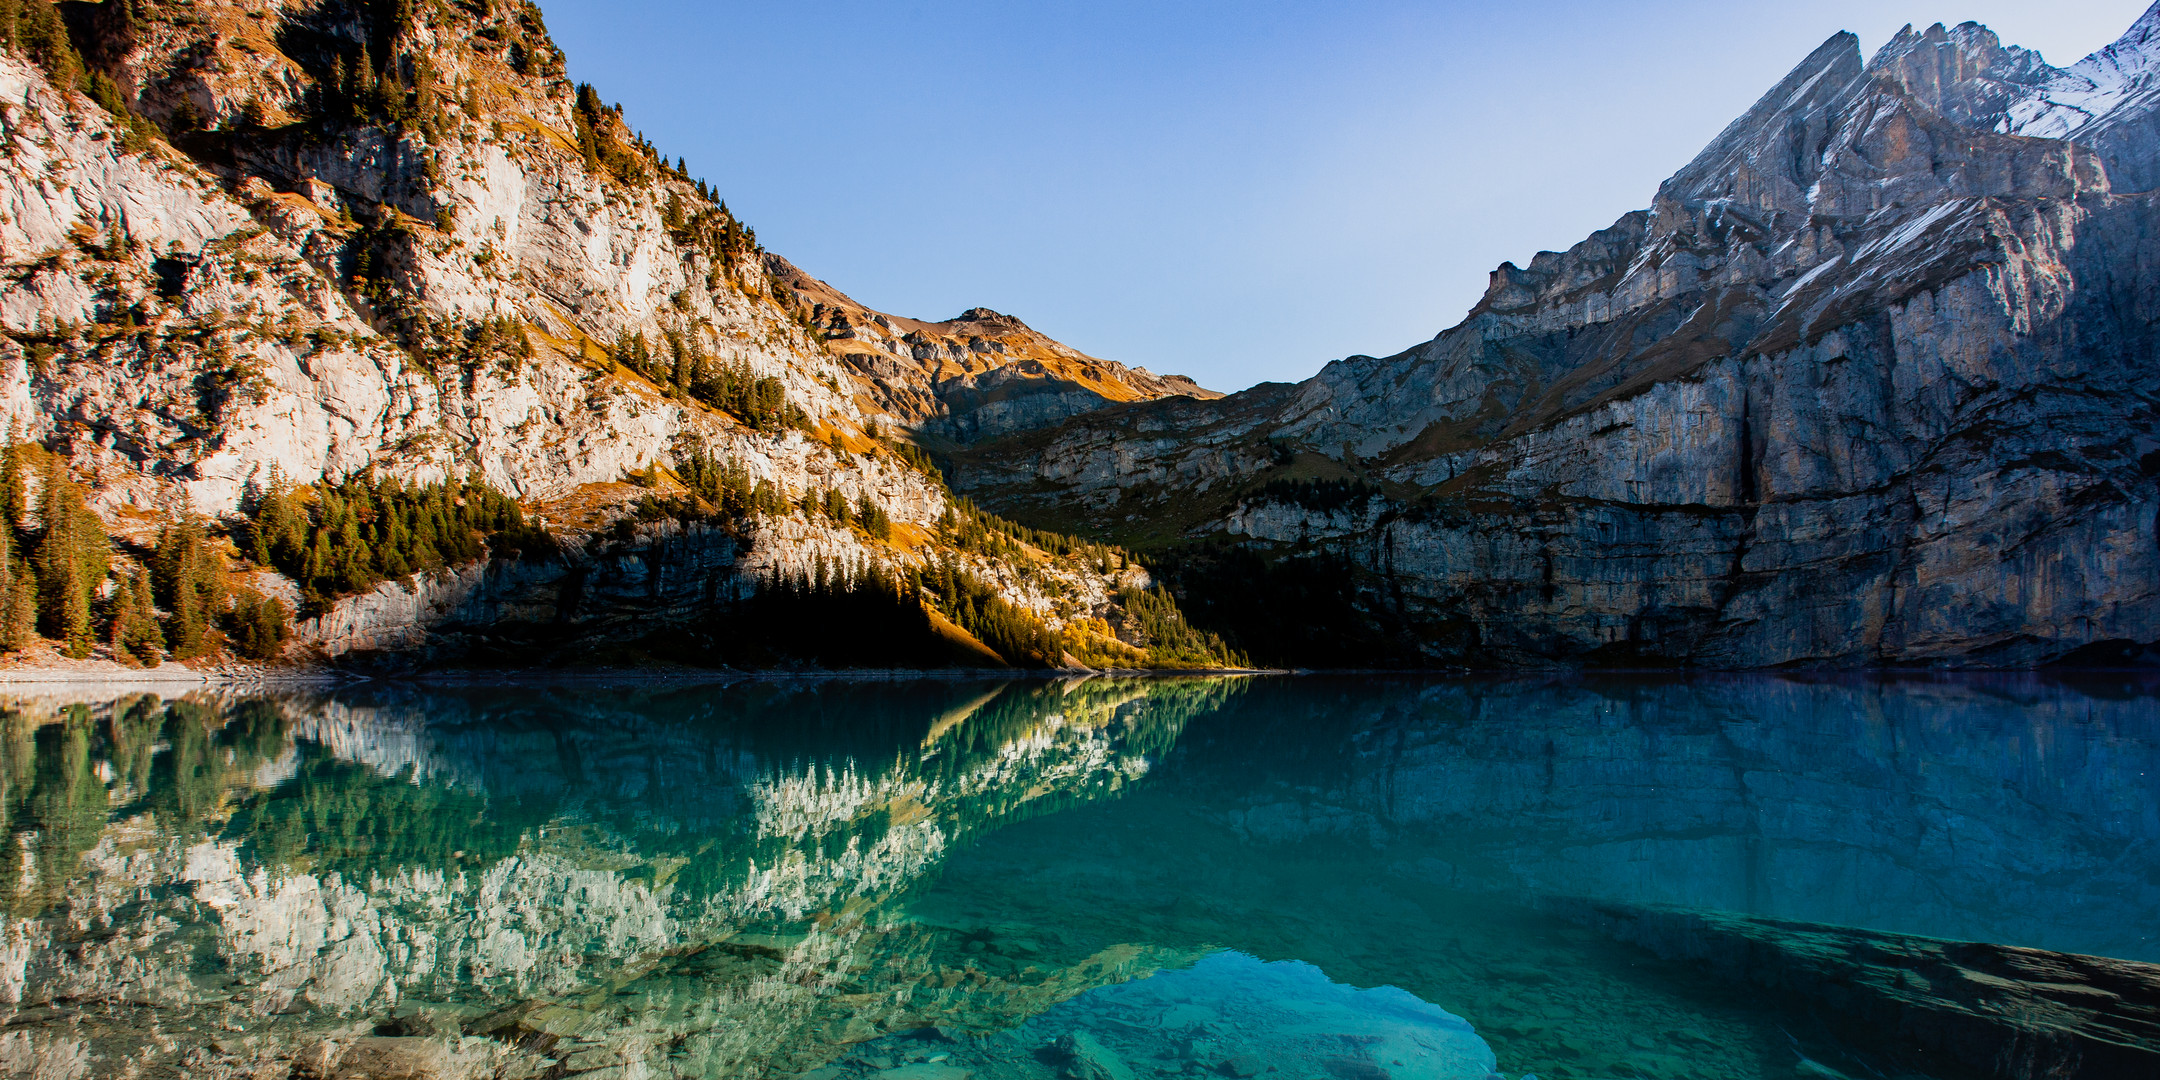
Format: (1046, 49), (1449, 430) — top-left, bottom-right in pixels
(0, 674), (2148, 1080)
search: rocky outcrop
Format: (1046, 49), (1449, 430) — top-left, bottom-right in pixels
(768, 257), (1220, 444)
(955, 6), (2160, 668)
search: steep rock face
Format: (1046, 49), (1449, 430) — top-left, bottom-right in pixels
(958, 7), (2160, 667)
(0, 18), (855, 511)
(0, 0), (1207, 664)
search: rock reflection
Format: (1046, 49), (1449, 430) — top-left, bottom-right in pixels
(0, 673), (2151, 1080)
(0, 678), (1241, 1079)
(1178, 674), (2160, 960)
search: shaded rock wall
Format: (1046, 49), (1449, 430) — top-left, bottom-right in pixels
(955, 8), (2160, 668)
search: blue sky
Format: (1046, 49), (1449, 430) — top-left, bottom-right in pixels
(536, 0), (2149, 392)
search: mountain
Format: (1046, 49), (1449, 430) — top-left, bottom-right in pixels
(951, 6), (2160, 668)
(0, 0), (1231, 670)
(768, 255), (1221, 446)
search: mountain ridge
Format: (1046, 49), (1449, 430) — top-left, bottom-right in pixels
(0, 0), (2151, 671)
(947, 3), (2160, 668)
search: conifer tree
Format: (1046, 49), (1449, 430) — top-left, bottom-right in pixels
(226, 587), (290, 661)
(152, 516), (226, 660)
(4, 0), (82, 89)
(856, 494), (891, 541)
(0, 540), (33, 652)
(33, 460), (105, 658)
(0, 440), (25, 550)
(108, 564), (163, 666)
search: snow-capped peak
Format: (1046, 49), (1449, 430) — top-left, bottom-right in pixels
(2001, 0), (2160, 140)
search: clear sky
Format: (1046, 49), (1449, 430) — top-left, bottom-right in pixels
(535, 0), (2151, 392)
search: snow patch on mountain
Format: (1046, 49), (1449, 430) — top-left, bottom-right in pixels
(2003, 0), (2160, 140)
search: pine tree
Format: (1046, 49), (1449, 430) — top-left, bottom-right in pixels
(226, 587), (289, 661)
(108, 564), (163, 666)
(0, 540), (33, 652)
(153, 516), (225, 660)
(10, 0), (82, 89)
(33, 460), (105, 659)
(856, 495), (891, 541)
(0, 440), (27, 553)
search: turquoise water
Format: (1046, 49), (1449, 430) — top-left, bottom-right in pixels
(0, 675), (2152, 1079)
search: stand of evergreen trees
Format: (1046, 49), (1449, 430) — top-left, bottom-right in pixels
(0, 443), (294, 664)
(671, 443), (787, 521)
(241, 467), (554, 608)
(408, 314), (535, 375)
(27, 453), (107, 658)
(611, 331), (807, 433)
(1113, 585), (1244, 668)
(0, 0), (82, 89)
(918, 557), (1066, 668)
(662, 193), (759, 275)
(691, 558), (1069, 670)
(574, 83), (654, 186)
(940, 497), (1122, 567)
(636, 440), (896, 547)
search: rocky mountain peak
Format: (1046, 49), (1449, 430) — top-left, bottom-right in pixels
(949, 2), (2160, 669)
(1999, 0), (2160, 189)
(1864, 20), (2054, 129)
(952, 306), (1024, 328)
(1655, 31), (1864, 211)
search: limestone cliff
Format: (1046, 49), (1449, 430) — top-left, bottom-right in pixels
(0, 0), (1218, 668)
(954, 7), (2160, 668)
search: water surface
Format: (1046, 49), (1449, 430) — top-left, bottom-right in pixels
(0, 674), (2152, 1080)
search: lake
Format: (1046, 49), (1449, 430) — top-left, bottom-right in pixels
(0, 674), (2153, 1080)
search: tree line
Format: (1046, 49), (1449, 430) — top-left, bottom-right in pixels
(940, 496), (1127, 571)
(656, 438), (1236, 669)
(611, 330), (810, 433)
(0, 444), (290, 665)
(241, 466), (554, 608)
(0, 455), (561, 665)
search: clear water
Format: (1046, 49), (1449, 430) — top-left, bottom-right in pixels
(0, 674), (2153, 1080)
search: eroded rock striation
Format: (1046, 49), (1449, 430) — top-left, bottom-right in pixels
(956, 9), (2160, 667)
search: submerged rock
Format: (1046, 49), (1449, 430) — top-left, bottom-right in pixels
(1557, 900), (2160, 1080)
(1056, 1033), (1135, 1080)
(1021, 953), (1495, 1080)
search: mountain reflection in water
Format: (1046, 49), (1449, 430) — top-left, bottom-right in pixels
(0, 674), (2149, 1080)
